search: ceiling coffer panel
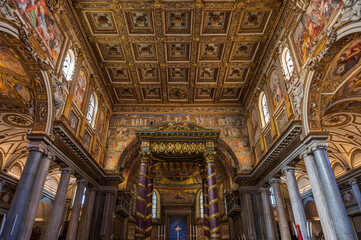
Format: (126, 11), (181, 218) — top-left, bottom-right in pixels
(75, 0), (283, 105)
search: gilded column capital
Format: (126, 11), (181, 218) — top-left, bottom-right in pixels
(139, 151), (151, 163)
(204, 151), (216, 163)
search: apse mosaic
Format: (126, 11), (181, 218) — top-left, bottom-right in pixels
(292, 0), (342, 65)
(15, 0), (63, 65)
(104, 113), (252, 173)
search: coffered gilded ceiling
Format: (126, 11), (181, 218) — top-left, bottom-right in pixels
(76, 0), (283, 106)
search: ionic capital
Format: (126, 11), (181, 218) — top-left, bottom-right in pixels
(76, 178), (87, 187)
(282, 166), (296, 175)
(308, 141), (328, 152)
(27, 141), (48, 154)
(349, 177), (358, 186)
(44, 152), (56, 161)
(259, 187), (271, 195)
(60, 166), (74, 175)
(269, 178), (281, 186)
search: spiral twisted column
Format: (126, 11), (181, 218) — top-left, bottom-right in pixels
(145, 164), (154, 240)
(201, 167), (210, 239)
(135, 151), (150, 240)
(205, 151), (220, 240)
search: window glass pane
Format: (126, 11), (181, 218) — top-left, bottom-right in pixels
(285, 50), (294, 74)
(63, 51), (75, 81)
(270, 187), (276, 206)
(200, 192), (204, 218)
(86, 94), (95, 124)
(261, 94), (270, 124)
(152, 191), (157, 218)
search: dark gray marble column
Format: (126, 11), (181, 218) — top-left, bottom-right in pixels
(18, 152), (54, 240)
(239, 187), (257, 240)
(43, 167), (73, 240)
(269, 178), (292, 240)
(0, 141), (47, 240)
(312, 145), (356, 240)
(260, 188), (278, 240)
(282, 166), (309, 240)
(66, 178), (86, 240)
(100, 190), (116, 239)
(77, 186), (97, 240)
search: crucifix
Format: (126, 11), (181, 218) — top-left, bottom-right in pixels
(175, 225), (181, 240)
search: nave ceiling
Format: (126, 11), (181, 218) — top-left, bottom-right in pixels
(74, 0), (284, 106)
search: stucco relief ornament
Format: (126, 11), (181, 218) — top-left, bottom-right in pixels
(287, 73), (304, 119)
(52, 73), (67, 119)
(339, 0), (361, 23)
(0, 0), (17, 22)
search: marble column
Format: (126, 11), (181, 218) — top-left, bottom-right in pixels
(77, 186), (97, 240)
(66, 178), (86, 240)
(312, 146), (356, 240)
(100, 191), (116, 239)
(43, 166), (73, 240)
(301, 152), (336, 240)
(282, 167), (309, 240)
(18, 152), (54, 239)
(269, 178), (292, 240)
(260, 188), (278, 240)
(240, 187), (257, 240)
(349, 178), (361, 211)
(145, 177), (153, 240)
(122, 217), (129, 240)
(228, 217), (235, 240)
(0, 141), (47, 240)
(205, 152), (220, 240)
(135, 151), (150, 240)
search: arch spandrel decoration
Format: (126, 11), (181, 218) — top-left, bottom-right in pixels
(306, 32), (361, 132)
(0, 30), (53, 134)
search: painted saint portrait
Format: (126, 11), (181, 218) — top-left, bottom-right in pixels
(277, 110), (288, 134)
(97, 110), (105, 140)
(83, 130), (91, 150)
(0, 43), (26, 76)
(73, 70), (87, 109)
(15, 0), (63, 65)
(68, 110), (79, 132)
(269, 70), (283, 110)
(293, 0), (342, 65)
(333, 39), (361, 78)
(251, 106), (260, 141)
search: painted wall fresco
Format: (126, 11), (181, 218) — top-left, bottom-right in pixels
(293, 0), (342, 65)
(73, 70), (87, 109)
(15, 0), (63, 65)
(104, 113), (252, 173)
(0, 43), (27, 77)
(97, 109), (105, 141)
(251, 106), (260, 141)
(269, 70), (283, 110)
(332, 39), (361, 78)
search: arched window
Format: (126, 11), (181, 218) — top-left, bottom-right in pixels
(63, 50), (76, 81)
(282, 48), (294, 77)
(200, 192), (204, 218)
(86, 93), (97, 126)
(260, 92), (270, 126)
(152, 191), (157, 218)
